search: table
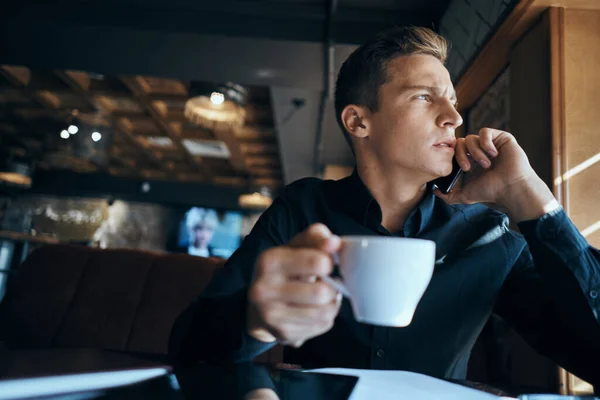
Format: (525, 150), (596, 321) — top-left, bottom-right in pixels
(0, 348), (519, 400)
(0, 348), (171, 399)
(0, 348), (170, 379)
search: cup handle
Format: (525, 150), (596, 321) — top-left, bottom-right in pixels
(320, 275), (351, 298)
(320, 252), (351, 298)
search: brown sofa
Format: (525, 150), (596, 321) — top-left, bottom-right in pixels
(0, 244), (282, 363)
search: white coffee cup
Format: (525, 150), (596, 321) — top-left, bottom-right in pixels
(321, 236), (436, 327)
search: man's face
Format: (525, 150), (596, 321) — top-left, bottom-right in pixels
(194, 224), (215, 248)
(364, 54), (463, 180)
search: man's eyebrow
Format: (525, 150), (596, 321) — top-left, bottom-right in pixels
(399, 85), (458, 102)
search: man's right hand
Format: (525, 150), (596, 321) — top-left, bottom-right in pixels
(247, 223), (343, 347)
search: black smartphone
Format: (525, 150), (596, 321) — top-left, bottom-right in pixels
(432, 157), (463, 194)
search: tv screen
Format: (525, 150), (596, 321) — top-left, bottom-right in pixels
(176, 207), (243, 259)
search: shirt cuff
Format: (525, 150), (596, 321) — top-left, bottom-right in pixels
(518, 207), (600, 321)
(517, 206), (589, 262)
(234, 330), (277, 362)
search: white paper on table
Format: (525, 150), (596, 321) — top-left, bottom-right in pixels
(0, 367), (169, 400)
(306, 368), (517, 400)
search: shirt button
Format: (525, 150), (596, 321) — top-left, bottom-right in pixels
(590, 290), (598, 299)
(376, 349), (385, 358)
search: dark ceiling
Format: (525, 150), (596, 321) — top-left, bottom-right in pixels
(3, 0), (452, 45)
(0, 0), (453, 192)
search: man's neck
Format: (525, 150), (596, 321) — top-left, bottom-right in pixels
(357, 162), (428, 234)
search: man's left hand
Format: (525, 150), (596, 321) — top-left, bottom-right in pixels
(434, 128), (559, 222)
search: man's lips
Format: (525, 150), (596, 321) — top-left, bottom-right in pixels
(433, 143), (455, 153)
(433, 139), (457, 148)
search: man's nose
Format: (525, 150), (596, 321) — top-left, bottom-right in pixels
(438, 101), (463, 129)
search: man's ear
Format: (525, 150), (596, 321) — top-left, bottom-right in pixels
(341, 105), (370, 139)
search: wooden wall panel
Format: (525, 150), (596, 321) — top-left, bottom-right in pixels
(563, 9), (600, 246)
(510, 13), (553, 189)
(508, 14), (560, 392)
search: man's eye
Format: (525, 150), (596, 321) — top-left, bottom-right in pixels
(415, 94), (430, 101)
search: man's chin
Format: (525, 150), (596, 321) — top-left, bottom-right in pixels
(432, 164), (453, 178)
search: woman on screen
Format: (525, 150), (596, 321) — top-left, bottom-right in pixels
(186, 207), (219, 257)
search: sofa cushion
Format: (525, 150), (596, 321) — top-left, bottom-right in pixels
(1, 245), (221, 353)
(127, 254), (225, 353)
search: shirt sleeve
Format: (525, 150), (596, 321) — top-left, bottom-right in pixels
(494, 207), (600, 385)
(169, 195), (302, 364)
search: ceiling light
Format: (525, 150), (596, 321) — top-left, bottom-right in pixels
(181, 139), (230, 158)
(0, 160), (33, 188)
(60, 130), (70, 139)
(238, 191), (273, 209)
(91, 132), (102, 142)
(239, 186), (273, 210)
(146, 136), (174, 147)
(185, 82), (247, 131)
(210, 92), (225, 105)
(67, 125), (79, 134)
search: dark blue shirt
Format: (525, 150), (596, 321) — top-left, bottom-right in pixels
(170, 170), (600, 384)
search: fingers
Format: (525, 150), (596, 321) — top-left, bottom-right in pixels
(455, 137), (471, 171)
(265, 301), (341, 326)
(465, 134), (492, 169)
(244, 388), (280, 400)
(249, 223), (344, 347)
(289, 223), (341, 254)
(458, 128), (507, 171)
(261, 300), (341, 346)
(478, 128), (499, 158)
(255, 223), (340, 282)
(256, 247), (335, 280)
(250, 280), (338, 306)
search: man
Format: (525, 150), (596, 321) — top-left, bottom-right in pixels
(185, 207), (219, 258)
(170, 27), (600, 383)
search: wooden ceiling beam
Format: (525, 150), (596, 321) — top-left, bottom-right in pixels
(245, 155), (281, 169)
(237, 136), (277, 145)
(211, 127), (248, 173)
(0, 68), (101, 166)
(235, 124), (276, 138)
(0, 67), (62, 111)
(249, 167), (283, 178)
(111, 110), (149, 119)
(120, 76), (208, 178)
(55, 71), (90, 93)
(54, 71), (147, 175)
(0, 66), (31, 87)
(146, 93), (189, 102)
(241, 142), (279, 156)
(54, 70), (101, 112)
(114, 118), (166, 170)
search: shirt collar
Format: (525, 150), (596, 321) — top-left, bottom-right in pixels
(336, 167), (436, 236)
